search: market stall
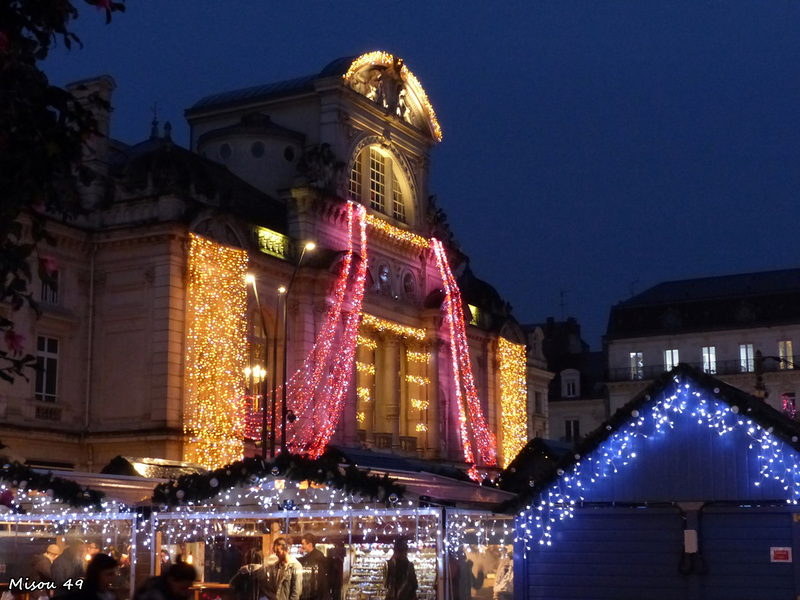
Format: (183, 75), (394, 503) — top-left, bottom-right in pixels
(0, 462), (138, 599)
(147, 451), (514, 600)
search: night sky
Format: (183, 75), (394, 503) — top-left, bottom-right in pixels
(44, 1), (800, 349)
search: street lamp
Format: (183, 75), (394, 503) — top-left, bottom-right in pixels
(280, 241), (316, 454)
(269, 286), (286, 458)
(245, 274), (271, 459)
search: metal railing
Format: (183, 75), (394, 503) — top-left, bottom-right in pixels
(607, 354), (800, 382)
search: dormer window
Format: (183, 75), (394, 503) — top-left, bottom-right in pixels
(349, 146), (412, 224)
(560, 369), (580, 398)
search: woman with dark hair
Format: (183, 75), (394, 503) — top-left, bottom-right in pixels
(55, 553), (118, 600)
(384, 539), (417, 600)
(134, 560), (198, 600)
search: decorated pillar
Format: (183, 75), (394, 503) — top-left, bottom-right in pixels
(426, 340), (441, 458)
(355, 338), (377, 445)
(382, 337), (401, 449)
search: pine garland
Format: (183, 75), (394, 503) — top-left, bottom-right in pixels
(0, 459), (105, 510)
(152, 449), (405, 507)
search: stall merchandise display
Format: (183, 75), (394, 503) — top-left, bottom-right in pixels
(344, 543), (437, 600)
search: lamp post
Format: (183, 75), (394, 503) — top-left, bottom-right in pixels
(270, 286), (285, 458)
(280, 241), (316, 454)
(245, 274), (270, 459)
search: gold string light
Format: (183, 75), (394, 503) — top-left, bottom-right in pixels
(357, 335), (378, 350)
(361, 314), (426, 341)
(498, 338), (528, 469)
(365, 214), (430, 250)
(357, 387), (372, 403)
(343, 51), (442, 141)
(184, 234), (248, 469)
(405, 375), (430, 386)
(415, 423), (428, 433)
(411, 399), (429, 411)
(357, 411), (366, 424)
(406, 351), (430, 364)
(356, 362), (376, 375)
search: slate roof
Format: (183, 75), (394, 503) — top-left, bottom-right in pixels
(108, 135), (288, 233)
(188, 56), (359, 114)
(607, 267), (800, 339)
(501, 363), (800, 511)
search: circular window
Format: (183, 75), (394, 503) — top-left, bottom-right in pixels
(219, 143), (232, 160)
(251, 141), (265, 158)
(283, 146), (296, 162)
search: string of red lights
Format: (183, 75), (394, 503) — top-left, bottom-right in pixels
(244, 205), (498, 476)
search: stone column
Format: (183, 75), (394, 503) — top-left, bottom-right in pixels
(426, 340), (442, 458)
(356, 343), (376, 446)
(381, 337), (401, 449)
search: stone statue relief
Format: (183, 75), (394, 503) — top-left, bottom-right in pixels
(349, 58), (417, 128)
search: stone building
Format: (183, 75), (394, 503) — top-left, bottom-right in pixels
(606, 268), (800, 417)
(0, 52), (550, 474)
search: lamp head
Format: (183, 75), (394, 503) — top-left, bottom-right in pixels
(304, 242), (316, 252)
(278, 286), (287, 294)
(245, 274), (256, 285)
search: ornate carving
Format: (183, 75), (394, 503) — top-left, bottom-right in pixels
(296, 143), (345, 194)
(348, 58), (420, 129)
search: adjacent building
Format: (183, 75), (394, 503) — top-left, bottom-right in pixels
(526, 317), (606, 444)
(606, 268), (800, 417)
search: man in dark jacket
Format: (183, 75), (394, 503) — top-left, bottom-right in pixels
(52, 539), (86, 590)
(30, 544), (61, 584)
(298, 534), (328, 600)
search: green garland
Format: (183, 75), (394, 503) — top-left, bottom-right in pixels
(0, 459), (105, 510)
(152, 449), (405, 507)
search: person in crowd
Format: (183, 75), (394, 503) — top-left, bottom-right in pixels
(55, 553), (118, 600)
(85, 542), (101, 562)
(492, 546), (513, 600)
(133, 560), (197, 600)
(229, 548), (268, 600)
(30, 544), (61, 585)
(264, 537), (302, 600)
(448, 548), (484, 600)
(52, 539), (87, 589)
(384, 538), (417, 600)
(298, 533), (328, 600)
(159, 550), (172, 568)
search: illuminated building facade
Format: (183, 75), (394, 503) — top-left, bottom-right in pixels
(0, 53), (550, 474)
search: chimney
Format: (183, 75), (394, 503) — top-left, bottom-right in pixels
(66, 75), (116, 209)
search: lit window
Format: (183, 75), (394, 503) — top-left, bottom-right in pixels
(35, 336), (59, 403)
(629, 352), (643, 380)
(740, 344), (755, 372)
(702, 346), (716, 374)
(349, 156), (362, 199)
(782, 392), (797, 419)
(664, 349), (679, 371)
(779, 340), (793, 369)
(565, 419), (580, 443)
(349, 146), (412, 223)
(369, 148), (385, 212)
(392, 172), (405, 221)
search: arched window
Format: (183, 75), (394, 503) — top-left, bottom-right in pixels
(349, 146), (411, 223)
